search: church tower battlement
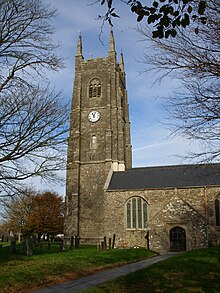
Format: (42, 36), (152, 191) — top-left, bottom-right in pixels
(65, 31), (132, 241)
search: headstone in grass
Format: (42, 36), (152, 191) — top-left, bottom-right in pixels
(21, 240), (27, 255)
(101, 241), (105, 251)
(27, 237), (34, 256)
(104, 236), (107, 250)
(112, 234), (116, 249)
(70, 235), (80, 249)
(108, 237), (112, 249)
(70, 236), (74, 250)
(75, 236), (80, 249)
(59, 241), (64, 252)
(10, 240), (16, 254)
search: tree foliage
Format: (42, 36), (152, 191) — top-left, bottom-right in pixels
(95, 0), (207, 38)
(137, 0), (220, 162)
(2, 188), (36, 237)
(30, 191), (64, 239)
(0, 0), (69, 195)
(2, 189), (64, 239)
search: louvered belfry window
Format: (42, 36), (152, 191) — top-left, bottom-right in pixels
(89, 79), (101, 98)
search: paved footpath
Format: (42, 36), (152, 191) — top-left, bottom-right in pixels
(32, 253), (177, 293)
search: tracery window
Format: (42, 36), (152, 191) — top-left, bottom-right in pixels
(126, 197), (148, 229)
(89, 79), (101, 98)
(215, 198), (220, 226)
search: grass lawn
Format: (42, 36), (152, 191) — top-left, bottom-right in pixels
(83, 246), (220, 293)
(0, 244), (155, 293)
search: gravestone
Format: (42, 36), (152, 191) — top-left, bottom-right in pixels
(21, 240), (27, 254)
(70, 236), (74, 250)
(103, 236), (107, 250)
(27, 237), (34, 256)
(108, 237), (112, 250)
(10, 240), (16, 254)
(59, 242), (64, 252)
(112, 234), (116, 249)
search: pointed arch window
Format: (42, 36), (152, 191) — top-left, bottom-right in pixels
(215, 198), (220, 226)
(89, 79), (101, 98)
(126, 197), (148, 229)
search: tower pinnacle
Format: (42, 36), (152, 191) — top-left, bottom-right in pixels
(76, 33), (83, 57)
(120, 51), (125, 73)
(109, 30), (116, 54)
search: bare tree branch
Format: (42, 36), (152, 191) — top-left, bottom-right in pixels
(0, 0), (69, 194)
(137, 0), (220, 163)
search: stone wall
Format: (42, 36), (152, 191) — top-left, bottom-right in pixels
(104, 186), (220, 253)
(65, 34), (132, 242)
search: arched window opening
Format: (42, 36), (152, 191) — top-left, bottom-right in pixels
(215, 198), (220, 226)
(126, 197), (147, 229)
(89, 79), (101, 98)
(91, 135), (97, 149)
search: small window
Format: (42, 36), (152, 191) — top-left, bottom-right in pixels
(215, 198), (220, 226)
(126, 197), (148, 229)
(91, 135), (97, 149)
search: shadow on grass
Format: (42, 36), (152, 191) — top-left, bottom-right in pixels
(85, 246), (220, 293)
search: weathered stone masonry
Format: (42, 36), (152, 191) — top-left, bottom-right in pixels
(104, 188), (213, 254)
(65, 32), (220, 253)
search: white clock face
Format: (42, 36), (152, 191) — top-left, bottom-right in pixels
(88, 110), (100, 123)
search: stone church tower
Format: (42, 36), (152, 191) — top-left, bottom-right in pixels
(65, 31), (220, 252)
(65, 31), (132, 242)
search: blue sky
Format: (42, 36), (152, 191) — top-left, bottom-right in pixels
(41, 0), (200, 195)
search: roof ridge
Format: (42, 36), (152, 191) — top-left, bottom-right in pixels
(108, 163), (220, 190)
(127, 163), (220, 172)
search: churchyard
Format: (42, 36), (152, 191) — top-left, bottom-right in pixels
(0, 241), (219, 293)
(0, 242), (154, 292)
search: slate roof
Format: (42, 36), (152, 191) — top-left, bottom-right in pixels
(107, 164), (220, 191)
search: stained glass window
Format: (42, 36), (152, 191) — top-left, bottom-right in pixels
(126, 197), (148, 229)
